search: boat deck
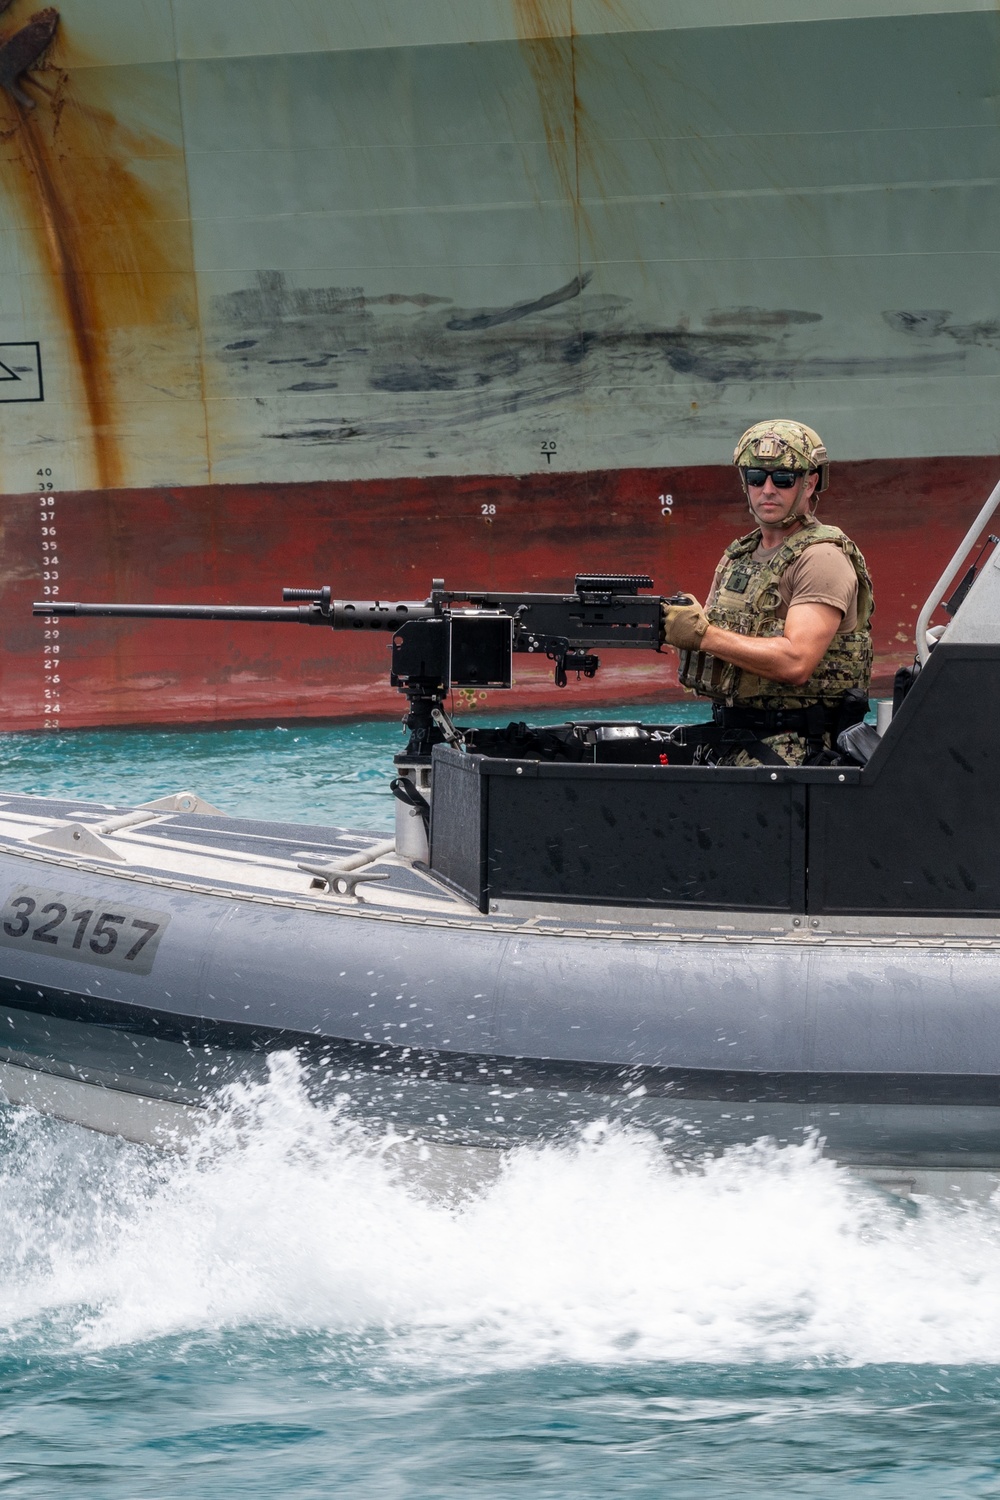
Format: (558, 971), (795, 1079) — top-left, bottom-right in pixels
(0, 792), (998, 949)
(0, 793), (474, 916)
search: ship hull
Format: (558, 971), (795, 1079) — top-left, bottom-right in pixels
(0, 2), (996, 727)
(13, 455), (995, 730)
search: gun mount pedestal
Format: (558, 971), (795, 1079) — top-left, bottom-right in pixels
(392, 762), (433, 863)
(389, 672), (453, 865)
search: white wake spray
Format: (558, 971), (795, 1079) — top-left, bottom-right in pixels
(0, 1056), (998, 1369)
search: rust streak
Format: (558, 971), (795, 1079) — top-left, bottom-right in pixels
(511, 0), (574, 42)
(512, 0), (580, 218)
(511, 0), (653, 289)
(0, 2), (202, 494)
(511, 0), (627, 270)
(12, 95), (120, 486)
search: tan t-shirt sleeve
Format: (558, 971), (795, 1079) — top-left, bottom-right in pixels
(777, 543), (859, 631)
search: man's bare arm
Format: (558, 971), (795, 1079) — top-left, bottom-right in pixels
(699, 602), (843, 686)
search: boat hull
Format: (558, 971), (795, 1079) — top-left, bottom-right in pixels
(0, 795), (998, 1170)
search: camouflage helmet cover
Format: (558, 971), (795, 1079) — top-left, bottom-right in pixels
(734, 419), (829, 493)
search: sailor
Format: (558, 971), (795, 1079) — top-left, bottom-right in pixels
(660, 419), (874, 766)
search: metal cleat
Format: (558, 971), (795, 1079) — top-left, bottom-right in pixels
(298, 863), (391, 898)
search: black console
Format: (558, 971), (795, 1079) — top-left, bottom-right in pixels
(430, 644), (1000, 918)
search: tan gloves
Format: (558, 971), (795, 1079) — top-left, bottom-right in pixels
(660, 594), (709, 650)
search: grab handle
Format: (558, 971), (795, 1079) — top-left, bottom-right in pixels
(916, 476), (1000, 663)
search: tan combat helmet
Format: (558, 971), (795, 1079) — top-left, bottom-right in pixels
(734, 419), (830, 493)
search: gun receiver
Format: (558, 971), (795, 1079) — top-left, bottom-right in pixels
(35, 573), (665, 760)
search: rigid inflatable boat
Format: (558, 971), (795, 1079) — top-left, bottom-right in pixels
(5, 487), (1000, 1191)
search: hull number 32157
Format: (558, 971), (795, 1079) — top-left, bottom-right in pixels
(0, 887), (169, 975)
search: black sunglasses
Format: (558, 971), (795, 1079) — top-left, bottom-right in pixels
(742, 468), (807, 490)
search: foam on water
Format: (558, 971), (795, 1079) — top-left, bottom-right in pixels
(0, 1057), (998, 1371)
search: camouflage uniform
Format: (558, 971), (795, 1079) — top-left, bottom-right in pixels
(716, 732), (818, 768)
(677, 421), (874, 767)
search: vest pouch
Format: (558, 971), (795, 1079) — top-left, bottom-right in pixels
(678, 646), (737, 700)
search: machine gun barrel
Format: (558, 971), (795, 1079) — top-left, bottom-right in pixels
(36, 601), (314, 622)
(33, 599), (436, 627)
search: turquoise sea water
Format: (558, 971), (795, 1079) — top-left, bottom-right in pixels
(0, 711), (998, 1498)
(0, 703), (707, 833)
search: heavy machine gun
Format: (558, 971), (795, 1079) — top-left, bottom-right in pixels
(36, 573), (671, 761)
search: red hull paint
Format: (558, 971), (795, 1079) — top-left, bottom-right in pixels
(8, 459), (994, 732)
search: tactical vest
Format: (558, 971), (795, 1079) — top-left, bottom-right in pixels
(677, 521), (874, 709)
